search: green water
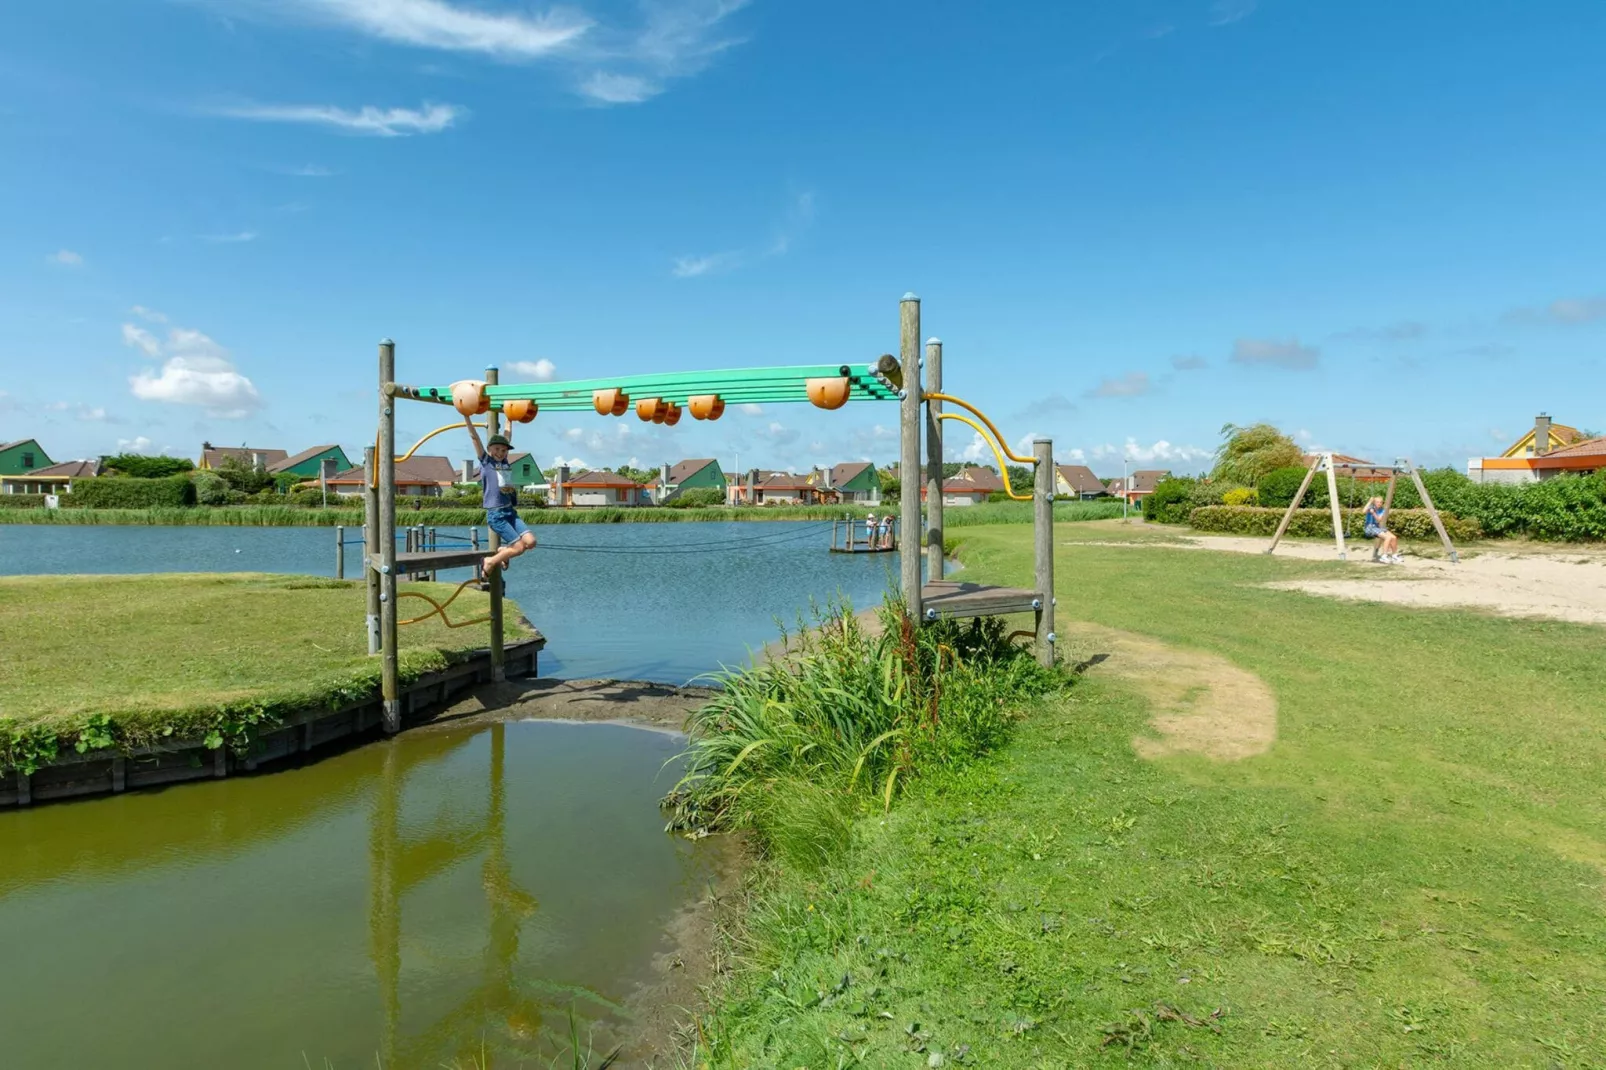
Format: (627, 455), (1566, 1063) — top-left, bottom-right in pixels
(0, 720), (720, 1068)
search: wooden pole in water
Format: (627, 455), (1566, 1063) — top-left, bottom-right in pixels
(378, 340), (401, 732)
(924, 337), (944, 581)
(335, 524), (345, 580)
(899, 293), (923, 622)
(364, 448), (380, 655)
(1033, 437), (1056, 667)
(484, 365), (505, 681)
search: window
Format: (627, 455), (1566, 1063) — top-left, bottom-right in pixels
(616, 488), (628, 502)
(22, 452), (35, 469)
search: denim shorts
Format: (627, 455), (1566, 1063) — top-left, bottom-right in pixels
(487, 507), (531, 545)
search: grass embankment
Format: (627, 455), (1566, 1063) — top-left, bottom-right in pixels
(0, 573), (529, 773)
(690, 525), (1606, 1066)
(0, 500), (1127, 527)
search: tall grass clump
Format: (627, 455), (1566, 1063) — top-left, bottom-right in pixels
(664, 601), (1064, 868)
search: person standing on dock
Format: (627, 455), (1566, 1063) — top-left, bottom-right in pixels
(464, 416), (537, 573)
(865, 512), (877, 547)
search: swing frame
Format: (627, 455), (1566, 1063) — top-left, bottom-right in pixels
(1264, 451), (1460, 563)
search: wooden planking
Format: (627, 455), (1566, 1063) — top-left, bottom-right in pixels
(920, 581), (1043, 620)
(378, 549), (493, 574)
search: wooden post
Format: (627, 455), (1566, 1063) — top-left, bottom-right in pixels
(335, 524), (345, 580)
(16, 770), (31, 807)
(484, 365), (502, 559)
(899, 293), (923, 622)
(1374, 471), (1399, 561)
(1323, 452), (1347, 559)
(489, 565), (506, 681)
(1266, 455), (1322, 554)
(378, 340), (401, 733)
(363, 449), (381, 655)
(1033, 437), (1056, 667)
(924, 337), (944, 582)
(1408, 464), (1460, 563)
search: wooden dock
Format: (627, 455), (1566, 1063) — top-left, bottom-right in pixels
(0, 636), (543, 809)
(830, 516), (899, 554)
(919, 580), (1043, 621)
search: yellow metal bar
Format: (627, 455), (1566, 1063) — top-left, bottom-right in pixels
(937, 413), (1033, 501)
(371, 420), (488, 489)
(925, 392), (1036, 464)
(397, 578), (492, 629)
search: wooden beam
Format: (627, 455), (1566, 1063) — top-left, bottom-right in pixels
(924, 337), (944, 583)
(1033, 437), (1055, 667)
(379, 340), (401, 733)
(1408, 463), (1460, 563)
(899, 294), (923, 623)
(1323, 452), (1347, 559)
(1266, 454), (1321, 554)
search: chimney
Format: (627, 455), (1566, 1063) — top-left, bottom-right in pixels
(746, 468), (758, 504)
(460, 459), (474, 482)
(822, 465), (834, 490)
(252, 451), (263, 470)
(1534, 413), (1552, 457)
(661, 462), (672, 498)
(555, 465), (569, 507)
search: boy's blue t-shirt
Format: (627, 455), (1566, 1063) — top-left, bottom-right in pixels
(479, 452), (514, 511)
(1364, 505), (1384, 532)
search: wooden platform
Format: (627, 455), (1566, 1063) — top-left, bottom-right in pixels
(920, 581), (1043, 621)
(374, 548), (493, 573)
(830, 545), (897, 554)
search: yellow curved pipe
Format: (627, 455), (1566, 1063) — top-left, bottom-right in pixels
(938, 413), (1033, 501)
(371, 420), (489, 488)
(925, 392), (1036, 464)
(397, 577), (492, 629)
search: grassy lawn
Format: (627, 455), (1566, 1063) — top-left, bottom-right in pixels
(699, 524), (1606, 1067)
(0, 573), (528, 760)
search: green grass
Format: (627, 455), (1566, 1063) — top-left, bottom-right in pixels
(690, 524), (1606, 1067)
(0, 573), (529, 768)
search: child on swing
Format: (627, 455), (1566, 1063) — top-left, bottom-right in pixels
(464, 414), (536, 573)
(1364, 496), (1401, 564)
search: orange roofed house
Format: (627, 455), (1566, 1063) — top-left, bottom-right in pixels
(1469, 414), (1604, 483)
(555, 469), (650, 507)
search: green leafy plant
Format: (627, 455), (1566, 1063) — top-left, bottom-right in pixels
(72, 475), (196, 509)
(1188, 505), (1481, 541)
(1212, 423), (1303, 485)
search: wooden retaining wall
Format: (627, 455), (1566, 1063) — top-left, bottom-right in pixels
(0, 637), (543, 809)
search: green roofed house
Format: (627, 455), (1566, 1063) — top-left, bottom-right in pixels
(809, 462), (881, 504)
(0, 438), (54, 478)
(470, 452), (545, 489)
(645, 458), (727, 504)
(268, 444), (353, 479)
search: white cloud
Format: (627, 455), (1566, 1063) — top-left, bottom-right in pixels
(551, 455), (587, 469)
(280, 0), (591, 57)
(672, 251), (740, 278)
(561, 427), (585, 442)
(1171, 354), (1208, 371)
(1092, 438), (1212, 465)
(765, 421), (799, 446)
(957, 432), (991, 464)
(48, 249), (83, 267)
(1210, 0), (1257, 25)
(766, 190), (815, 256)
(122, 321), (261, 418)
(1230, 337), (1320, 370)
(578, 71), (657, 104)
(1086, 371), (1152, 398)
(200, 231), (259, 243)
(505, 358), (557, 381)
(213, 101), (464, 136)
(118, 436), (154, 453)
(1507, 293), (1606, 325)
(740, 403), (764, 415)
(130, 305), (168, 323)
(1061, 447), (1087, 462)
(122, 323), (162, 357)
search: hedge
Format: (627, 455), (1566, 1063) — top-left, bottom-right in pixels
(71, 476), (195, 509)
(1188, 506), (1482, 542)
(0, 493), (66, 509)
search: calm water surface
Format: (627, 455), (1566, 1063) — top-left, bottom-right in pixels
(0, 521), (900, 1067)
(0, 521), (902, 681)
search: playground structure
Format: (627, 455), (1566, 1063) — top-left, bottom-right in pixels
(1265, 451), (1460, 562)
(830, 515), (899, 553)
(366, 294), (1057, 732)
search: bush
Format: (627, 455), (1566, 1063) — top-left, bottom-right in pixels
(287, 488), (330, 507)
(1188, 505), (1482, 542)
(0, 493), (65, 509)
(667, 487), (725, 509)
(1256, 465), (1312, 508)
(1187, 480), (1249, 509)
(72, 476), (195, 509)
(214, 457), (276, 495)
(1223, 486), (1258, 506)
(272, 472), (304, 494)
(1144, 477), (1197, 523)
(192, 471), (230, 506)
(101, 454), (194, 479)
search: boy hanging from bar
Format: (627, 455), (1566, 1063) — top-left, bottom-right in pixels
(463, 415), (536, 573)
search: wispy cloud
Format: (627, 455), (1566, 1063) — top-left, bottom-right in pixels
(213, 101), (464, 136)
(505, 358), (557, 381)
(1506, 292), (1606, 325)
(578, 71), (656, 104)
(47, 400), (115, 422)
(740, 403), (764, 415)
(1086, 371), (1152, 399)
(1335, 320), (1427, 342)
(1092, 438), (1212, 466)
(1456, 342), (1516, 360)
(1013, 392), (1077, 420)
(122, 319), (261, 417)
(130, 305), (168, 323)
(1209, 0), (1258, 26)
(47, 249), (83, 267)
(200, 230), (259, 243)
(273, 0), (591, 58)
(1230, 336), (1320, 370)
(673, 190), (814, 279)
(578, 0), (751, 105)
(285, 163), (337, 177)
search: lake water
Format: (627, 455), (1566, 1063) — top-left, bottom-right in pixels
(0, 520), (904, 1067)
(0, 521), (904, 682)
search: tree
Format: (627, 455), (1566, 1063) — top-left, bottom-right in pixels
(215, 456), (275, 494)
(878, 468), (900, 499)
(1006, 464), (1033, 491)
(614, 464), (654, 484)
(102, 453), (194, 479)
(1211, 423), (1303, 486)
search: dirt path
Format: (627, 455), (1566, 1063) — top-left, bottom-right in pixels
(1057, 621), (1278, 761)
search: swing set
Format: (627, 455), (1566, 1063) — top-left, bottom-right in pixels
(362, 294), (1059, 733)
(1264, 451), (1460, 563)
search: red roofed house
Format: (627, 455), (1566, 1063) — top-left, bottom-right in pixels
(1054, 464), (1109, 499)
(1120, 469), (1171, 508)
(558, 469), (650, 507)
(751, 472), (822, 505)
(937, 466), (1004, 507)
(324, 455), (458, 497)
(1469, 414), (1604, 483)
(198, 443), (289, 471)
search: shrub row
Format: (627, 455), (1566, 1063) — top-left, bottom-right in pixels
(70, 475), (195, 509)
(1188, 505), (1483, 542)
(0, 493), (66, 509)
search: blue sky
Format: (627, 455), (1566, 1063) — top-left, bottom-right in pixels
(3, 0), (1603, 477)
